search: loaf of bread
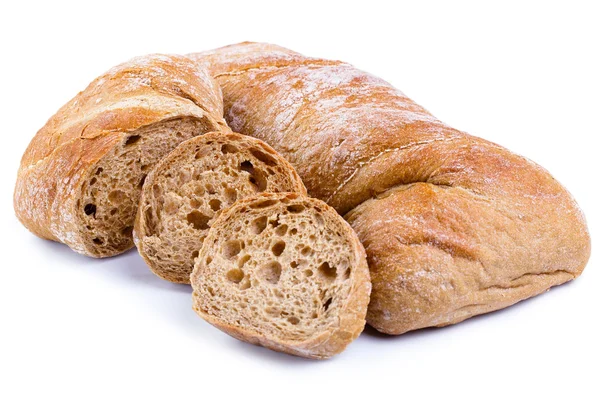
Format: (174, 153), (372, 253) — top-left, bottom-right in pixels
(190, 192), (371, 359)
(14, 54), (226, 257)
(134, 130), (307, 283)
(189, 43), (591, 334)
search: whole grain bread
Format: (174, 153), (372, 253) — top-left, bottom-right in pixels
(189, 42), (591, 334)
(190, 192), (371, 359)
(134, 130), (307, 283)
(14, 54), (226, 257)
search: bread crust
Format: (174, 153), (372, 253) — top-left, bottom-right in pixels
(14, 54), (226, 257)
(190, 193), (371, 359)
(134, 130), (307, 283)
(189, 43), (591, 334)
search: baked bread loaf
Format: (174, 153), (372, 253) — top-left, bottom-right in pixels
(14, 54), (226, 257)
(190, 192), (371, 359)
(134, 130), (307, 283)
(189, 43), (591, 334)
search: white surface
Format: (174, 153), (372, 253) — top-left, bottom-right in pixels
(1, 1), (598, 399)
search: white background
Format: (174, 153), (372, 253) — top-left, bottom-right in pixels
(1, 1), (598, 399)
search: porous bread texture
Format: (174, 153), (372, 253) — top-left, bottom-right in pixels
(189, 42), (591, 335)
(190, 193), (371, 359)
(134, 130), (307, 283)
(14, 54), (226, 257)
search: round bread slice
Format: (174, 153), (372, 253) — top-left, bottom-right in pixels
(190, 192), (371, 359)
(134, 131), (307, 283)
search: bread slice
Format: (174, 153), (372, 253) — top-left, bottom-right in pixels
(190, 192), (371, 359)
(134, 131), (307, 283)
(14, 54), (226, 257)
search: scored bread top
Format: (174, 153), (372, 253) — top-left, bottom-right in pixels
(14, 54), (226, 257)
(190, 192), (371, 359)
(134, 130), (307, 283)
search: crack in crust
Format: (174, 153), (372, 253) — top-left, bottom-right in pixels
(326, 136), (463, 204)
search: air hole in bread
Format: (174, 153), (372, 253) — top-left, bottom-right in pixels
(190, 199), (201, 208)
(192, 250), (199, 260)
(222, 240), (242, 258)
(251, 199), (278, 209)
(315, 214), (324, 226)
(221, 144), (239, 154)
(95, 167), (103, 175)
(287, 316), (300, 325)
(240, 160), (267, 192)
(287, 204), (305, 213)
(108, 190), (126, 204)
(226, 268), (244, 283)
(187, 211), (210, 230)
(238, 254), (251, 267)
(90, 177), (97, 185)
(290, 261), (299, 268)
(205, 184), (216, 194)
(194, 185), (205, 197)
(195, 146), (212, 159)
(269, 217), (280, 229)
(239, 279), (251, 290)
(84, 203), (97, 217)
(250, 149), (277, 166)
(260, 261), (282, 284)
(251, 216), (268, 234)
(275, 224), (288, 236)
(110, 209), (117, 216)
(301, 246), (313, 256)
(240, 160), (253, 172)
(304, 269), (313, 277)
(224, 188), (237, 203)
(318, 262), (337, 281)
(323, 298), (333, 312)
(139, 174), (147, 188)
(93, 237), (103, 245)
(289, 228), (298, 235)
(265, 306), (277, 316)
(209, 199), (222, 212)
(344, 267), (351, 280)
(271, 241), (286, 257)
(124, 135), (141, 146)
(121, 226), (133, 236)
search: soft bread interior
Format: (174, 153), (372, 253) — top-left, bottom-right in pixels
(78, 116), (216, 257)
(137, 132), (305, 283)
(192, 194), (358, 342)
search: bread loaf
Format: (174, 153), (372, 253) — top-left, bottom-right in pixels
(14, 54), (226, 257)
(134, 130), (307, 283)
(190, 192), (371, 359)
(189, 43), (591, 334)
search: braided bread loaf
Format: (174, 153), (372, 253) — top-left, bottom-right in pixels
(189, 43), (590, 334)
(14, 55), (226, 257)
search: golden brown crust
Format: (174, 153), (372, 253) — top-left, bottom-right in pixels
(190, 193), (371, 359)
(14, 54), (226, 257)
(189, 42), (591, 334)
